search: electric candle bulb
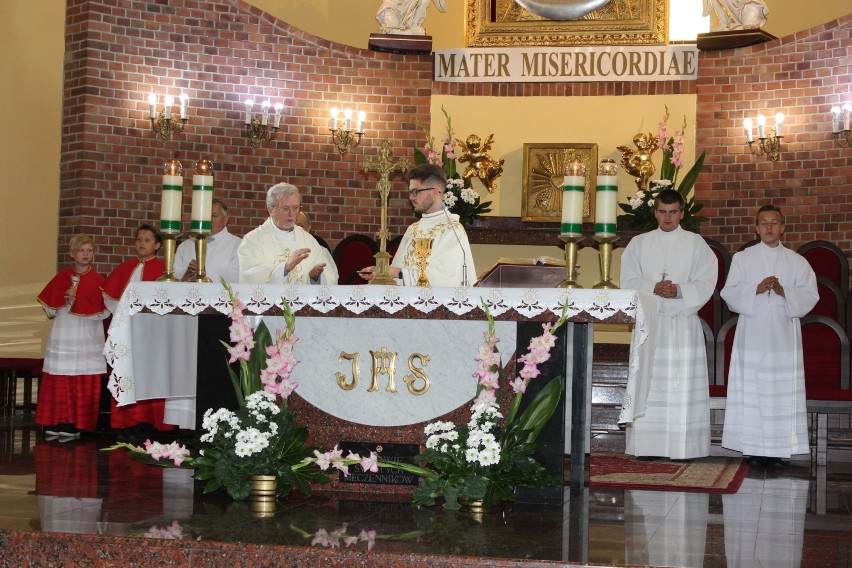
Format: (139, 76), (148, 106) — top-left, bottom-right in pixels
(261, 100), (271, 126)
(356, 110), (366, 133)
(831, 106), (842, 133)
(843, 103), (852, 131)
(774, 112), (784, 137)
(164, 95), (174, 119)
(344, 108), (353, 131)
(179, 94), (188, 118)
(148, 93), (157, 119)
(274, 103), (283, 128)
(330, 107), (339, 130)
(756, 114), (767, 139)
(743, 118), (754, 142)
(244, 99), (254, 125)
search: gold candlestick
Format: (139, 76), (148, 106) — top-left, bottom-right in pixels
(592, 236), (619, 289)
(558, 234), (582, 289)
(188, 233), (213, 283)
(156, 233), (180, 282)
(413, 238), (433, 287)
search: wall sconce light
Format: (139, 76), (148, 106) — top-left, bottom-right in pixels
(149, 93), (189, 140)
(244, 99), (283, 147)
(743, 112), (784, 161)
(830, 104), (852, 148)
(329, 107), (366, 154)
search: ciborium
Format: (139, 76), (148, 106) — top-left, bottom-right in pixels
(413, 238), (433, 287)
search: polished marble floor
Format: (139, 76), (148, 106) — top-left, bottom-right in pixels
(1, 413), (851, 567)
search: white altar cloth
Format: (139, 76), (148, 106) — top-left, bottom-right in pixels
(104, 283), (645, 409)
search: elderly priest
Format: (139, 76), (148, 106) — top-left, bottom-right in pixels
(238, 183), (338, 285)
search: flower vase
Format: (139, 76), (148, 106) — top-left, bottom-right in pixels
(248, 475), (277, 517)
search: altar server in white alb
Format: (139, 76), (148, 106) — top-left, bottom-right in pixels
(720, 204), (818, 468)
(619, 189), (717, 460)
(238, 183), (338, 285)
(360, 163), (475, 287)
(173, 198), (240, 283)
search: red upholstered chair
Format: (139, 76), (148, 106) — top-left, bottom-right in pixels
(699, 239), (732, 334)
(387, 234), (403, 259)
(808, 276), (846, 329)
(801, 315), (852, 465)
(738, 238), (759, 252)
(713, 316), (738, 398)
(332, 234), (378, 285)
(797, 240), (849, 293)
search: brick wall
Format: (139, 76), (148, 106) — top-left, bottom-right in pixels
(695, 14), (852, 276)
(60, 0), (432, 270)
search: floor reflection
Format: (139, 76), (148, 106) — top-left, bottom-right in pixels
(2, 419), (851, 567)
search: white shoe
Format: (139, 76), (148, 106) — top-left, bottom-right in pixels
(57, 430), (81, 440)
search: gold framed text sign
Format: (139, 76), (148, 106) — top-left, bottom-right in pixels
(465, 0), (668, 48)
(521, 143), (598, 223)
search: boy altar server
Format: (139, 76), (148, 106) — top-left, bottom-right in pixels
(720, 204), (818, 467)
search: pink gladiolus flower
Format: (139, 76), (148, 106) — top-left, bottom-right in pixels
(359, 451), (379, 473)
(313, 446), (343, 471)
(510, 377), (528, 394)
(671, 131), (685, 169)
(358, 529), (377, 551)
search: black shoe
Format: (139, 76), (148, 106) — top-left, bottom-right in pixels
(747, 456), (764, 468)
(670, 458), (692, 463)
(763, 457), (784, 468)
(636, 456), (661, 462)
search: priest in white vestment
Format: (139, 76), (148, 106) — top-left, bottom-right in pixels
(620, 189), (717, 460)
(720, 205), (818, 465)
(360, 163), (475, 287)
(173, 198), (241, 283)
(238, 183), (338, 285)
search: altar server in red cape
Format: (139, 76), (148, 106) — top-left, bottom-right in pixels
(101, 224), (173, 437)
(36, 234), (110, 439)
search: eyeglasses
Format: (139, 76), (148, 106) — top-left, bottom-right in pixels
(270, 205), (300, 213)
(408, 187), (437, 197)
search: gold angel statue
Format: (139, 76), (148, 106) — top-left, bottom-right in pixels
(616, 132), (659, 191)
(455, 134), (504, 194)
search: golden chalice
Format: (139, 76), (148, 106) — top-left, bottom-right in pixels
(413, 237), (433, 287)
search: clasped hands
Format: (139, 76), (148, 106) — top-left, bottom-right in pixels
(286, 247), (326, 280)
(756, 275), (784, 297)
(653, 279), (678, 299)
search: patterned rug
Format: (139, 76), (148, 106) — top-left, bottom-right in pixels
(566, 452), (749, 493)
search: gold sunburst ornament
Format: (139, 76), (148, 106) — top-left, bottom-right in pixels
(522, 143), (597, 223)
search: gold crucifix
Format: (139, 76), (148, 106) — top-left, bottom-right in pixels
(362, 138), (408, 285)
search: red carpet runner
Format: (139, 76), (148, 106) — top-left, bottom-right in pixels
(566, 452), (748, 493)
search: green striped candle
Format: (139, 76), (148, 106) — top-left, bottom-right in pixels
(594, 174), (618, 237)
(160, 174), (183, 234)
(191, 160), (214, 233)
(561, 175), (584, 236)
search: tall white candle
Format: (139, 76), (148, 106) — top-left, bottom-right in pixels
(191, 161), (214, 234)
(160, 174), (183, 234)
(594, 174), (618, 238)
(561, 174), (585, 237)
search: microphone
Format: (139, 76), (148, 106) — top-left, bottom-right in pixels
(442, 206), (469, 286)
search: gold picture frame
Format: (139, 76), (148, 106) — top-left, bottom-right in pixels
(521, 143), (598, 223)
(466, 0), (668, 47)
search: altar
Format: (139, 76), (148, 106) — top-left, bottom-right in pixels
(104, 283), (645, 488)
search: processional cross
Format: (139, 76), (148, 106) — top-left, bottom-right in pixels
(362, 138), (408, 285)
